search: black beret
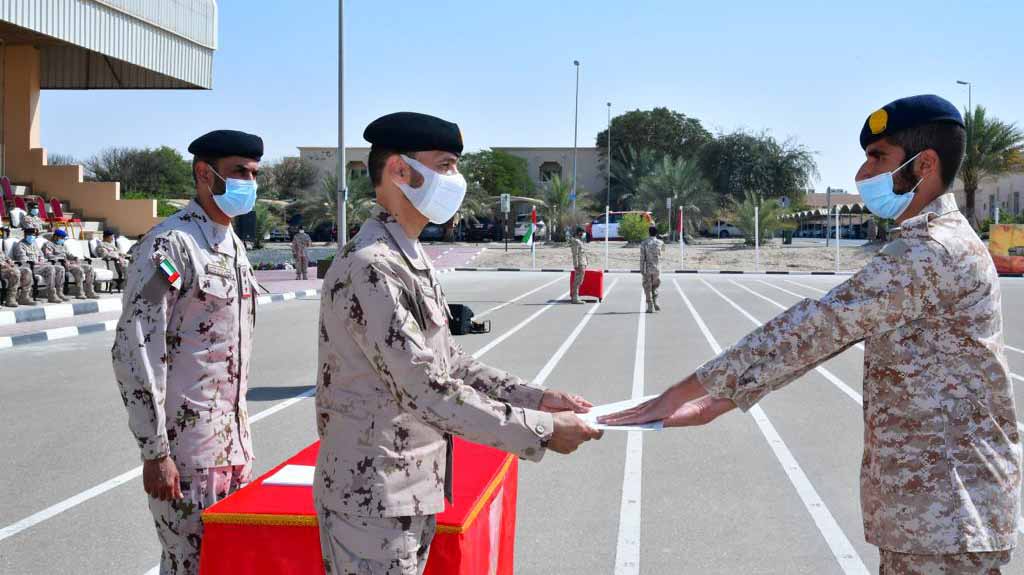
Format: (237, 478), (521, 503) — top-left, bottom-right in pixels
(860, 94), (964, 149)
(363, 112), (463, 155)
(188, 130), (264, 161)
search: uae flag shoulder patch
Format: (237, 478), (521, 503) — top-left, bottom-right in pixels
(157, 254), (183, 289)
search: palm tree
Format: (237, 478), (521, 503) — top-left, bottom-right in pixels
(611, 145), (659, 210)
(733, 191), (785, 245)
(638, 155), (715, 236)
(543, 174), (573, 241)
(960, 105), (1024, 226)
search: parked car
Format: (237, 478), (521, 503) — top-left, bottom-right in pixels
(514, 213), (547, 240)
(710, 222), (743, 239)
(419, 222), (446, 242)
(466, 216), (504, 242)
(585, 211), (655, 241)
(266, 229), (290, 242)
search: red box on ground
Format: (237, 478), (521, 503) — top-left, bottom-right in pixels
(570, 269), (604, 302)
(199, 438), (518, 575)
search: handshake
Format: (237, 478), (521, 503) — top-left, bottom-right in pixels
(541, 373), (739, 454)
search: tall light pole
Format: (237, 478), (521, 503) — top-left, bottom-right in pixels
(336, 0), (348, 250)
(571, 60), (580, 215)
(605, 101), (611, 271)
(957, 80), (972, 114)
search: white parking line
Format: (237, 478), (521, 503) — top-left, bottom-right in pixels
(471, 291), (571, 359)
(1008, 345), (1024, 356)
(0, 388), (318, 544)
(675, 279), (869, 574)
(532, 280), (619, 387)
(474, 276), (563, 320)
(613, 288), (646, 575)
(730, 277), (1024, 535)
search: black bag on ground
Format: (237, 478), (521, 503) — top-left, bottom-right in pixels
(448, 304), (491, 335)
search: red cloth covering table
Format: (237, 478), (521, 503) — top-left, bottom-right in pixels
(199, 438), (518, 575)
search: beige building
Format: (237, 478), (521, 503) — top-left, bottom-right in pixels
(297, 146), (607, 204)
(0, 1), (218, 237)
(950, 173), (1024, 221)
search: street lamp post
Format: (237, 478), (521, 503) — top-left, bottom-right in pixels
(572, 60), (580, 216)
(957, 80), (972, 114)
(337, 0), (348, 250)
(605, 101), (611, 271)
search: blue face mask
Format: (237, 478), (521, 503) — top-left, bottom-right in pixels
(30, 208), (39, 216)
(56, 238), (66, 245)
(210, 168), (257, 217)
(24, 235), (35, 244)
(855, 152), (923, 220)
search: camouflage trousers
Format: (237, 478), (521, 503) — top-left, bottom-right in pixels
(32, 263), (64, 297)
(148, 462), (253, 575)
(642, 271), (661, 304)
(879, 549), (1012, 574)
(60, 261), (97, 296)
(2, 265), (31, 297)
(571, 266), (585, 301)
(317, 507), (436, 575)
(295, 255), (309, 279)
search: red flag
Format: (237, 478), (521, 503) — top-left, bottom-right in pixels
(531, 206), (537, 224)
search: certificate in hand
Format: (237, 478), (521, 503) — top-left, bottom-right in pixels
(578, 395), (664, 431)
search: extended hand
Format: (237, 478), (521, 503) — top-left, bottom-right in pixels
(143, 456), (183, 501)
(539, 390), (592, 414)
(598, 374), (737, 428)
(548, 412), (604, 454)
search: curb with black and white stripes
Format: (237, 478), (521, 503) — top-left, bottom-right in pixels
(0, 289), (321, 350)
(449, 267), (1024, 278)
(0, 297), (123, 327)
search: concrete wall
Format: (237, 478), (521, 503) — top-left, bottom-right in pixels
(297, 147), (369, 182)
(493, 147), (604, 199)
(2, 46), (159, 237)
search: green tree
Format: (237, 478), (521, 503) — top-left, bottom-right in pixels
(85, 146), (193, 199)
(271, 157), (320, 200)
(960, 105), (1024, 227)
(698, 131), (818, 207)
(638, 155), (715, 236)
(610, 145), (659, 209)
(543, 174), (573, 242)
(293, 173), (339, 234)
(252, 202), (284, 249)
(619, 213), (649, 244)
(595, 107), (711, 166)
(459, 149), (535, 197)
(47, 153), (77, 166)
(733, 191), (786, 245)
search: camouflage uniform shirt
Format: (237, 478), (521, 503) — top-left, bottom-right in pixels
(639, 237), (664, 275)
(570, 237), (588, 269)
(292, 231), (312, 258)
(315, 206), (552, 518)
(696, 193), (1020, 554)
(112, 200), (259, 468)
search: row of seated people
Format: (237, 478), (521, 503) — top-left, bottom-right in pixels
(0, 176), (82, 238)
(0, 229), (131, 308)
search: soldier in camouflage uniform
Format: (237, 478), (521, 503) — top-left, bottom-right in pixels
(570, 226), (588, 304)
(19, 202), (46, 232)
(316, 112), (601, 575)
(1, 249), (32, 307)
(603, 95), (1020, 574)
(112, 130), (264, 575)
(291, 227), (312, 279)
(43, 229), (97, 299)
(97, 229), (129, 278)
(639, 225), (664, 313)
(11, 226), (66, 303)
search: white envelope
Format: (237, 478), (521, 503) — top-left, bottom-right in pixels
(578, 395), (664, 431)
(263, 464), (316, 486)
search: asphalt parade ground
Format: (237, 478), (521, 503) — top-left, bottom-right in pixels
(2, 271), (1024, 574)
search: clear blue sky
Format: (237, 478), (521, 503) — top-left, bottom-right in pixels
(41, 0), (1023, 194)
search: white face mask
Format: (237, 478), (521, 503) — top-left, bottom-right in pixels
(396, 155), (467, 224)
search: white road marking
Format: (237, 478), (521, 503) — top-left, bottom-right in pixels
(532, 280), (619, 387)
(474, 276), (563, 320)
(675, 278), (869, 574)
(612, 287), (647, 575)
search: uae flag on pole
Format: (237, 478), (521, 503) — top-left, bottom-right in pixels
(522, 206), (537, 246)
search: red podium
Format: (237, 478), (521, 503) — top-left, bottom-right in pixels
(199, 438), (518, 575)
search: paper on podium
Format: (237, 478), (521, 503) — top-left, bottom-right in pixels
(263, 464), (316, 486)
(578, 395), (664, 431)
